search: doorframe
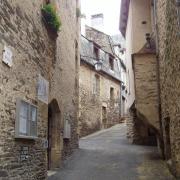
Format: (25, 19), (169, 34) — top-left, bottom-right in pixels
(48, 99), (61, 170)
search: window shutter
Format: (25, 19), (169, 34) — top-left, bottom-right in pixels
(30, 105), (37, 137)
(19, 101), (29, 135)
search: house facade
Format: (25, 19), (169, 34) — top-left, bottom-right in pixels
(0, 0), (80, 179)
(85, 26), (128, 117)
(111, 34), (127, 117)
(79, 31), (122, 137)
(120, 0), (180, 178)
(120, 0), (160, 145)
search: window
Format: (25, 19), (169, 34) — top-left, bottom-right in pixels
(110, 87), (114, 101)
(110, 87), (115, 107)
(109, 55), (114, 70)
(15, 99), (37, 139)
(93, 74), (100, 95)
(93, 44), (99, 60)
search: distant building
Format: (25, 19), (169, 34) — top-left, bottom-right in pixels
(79, 26), (125, 137)
(111, 34), (127, 116)
(85, 26), (128, 117)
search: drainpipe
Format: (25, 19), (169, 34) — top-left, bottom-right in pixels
(153, 0), (165, 159)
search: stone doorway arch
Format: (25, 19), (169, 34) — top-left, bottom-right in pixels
(48, 99), (61, 170)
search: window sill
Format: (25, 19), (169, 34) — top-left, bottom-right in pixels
(15, 135), (38, 140)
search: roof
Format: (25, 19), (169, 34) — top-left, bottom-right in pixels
(85, 25), (114, 55)
(81, 34), (115, 58)
(119, 0), (130, 38)
(134, 37), (156, 55)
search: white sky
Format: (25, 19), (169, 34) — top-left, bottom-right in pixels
(81, 0), (121, 36)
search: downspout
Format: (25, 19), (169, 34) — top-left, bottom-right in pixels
(153, 0), (165, 159)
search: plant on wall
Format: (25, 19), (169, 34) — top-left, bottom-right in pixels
(42, 3), (61, 33)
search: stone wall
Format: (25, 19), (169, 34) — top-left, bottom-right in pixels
(49, 0), (80, 161)
(79, 64), (121, 137)
(0, 0), (80, 179)
(126, 103), (157, 146)
(156, 0), (180, 177)
(133, 53), (160, 131)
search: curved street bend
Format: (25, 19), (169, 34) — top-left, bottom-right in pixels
(48, 124), (174, 180)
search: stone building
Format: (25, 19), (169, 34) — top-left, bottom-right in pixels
(79, 27), (122, 137)
(85, 26), (128, 117)
(120, 0), (180, 178)
(0, 0), (80, 179)
(156, 0), (180, 177)
(119, 0), (160, 145)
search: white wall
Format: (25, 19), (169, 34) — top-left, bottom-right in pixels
(125, 2), (135, 110)
(124, 0), (152, 111)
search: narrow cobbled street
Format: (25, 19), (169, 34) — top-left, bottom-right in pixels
(48, 124), (174, 180)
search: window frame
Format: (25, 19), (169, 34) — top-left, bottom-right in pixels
(109, 55), (114, 71)
(93, 44), (100, 61)
(15, 98), (38, 140)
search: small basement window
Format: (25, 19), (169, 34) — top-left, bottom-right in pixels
(15, 99), (37, 139)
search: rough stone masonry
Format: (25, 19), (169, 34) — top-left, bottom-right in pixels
(0, 0), (80, 179)
(79, 31), (122, 137)
(156, 0), (180, 177)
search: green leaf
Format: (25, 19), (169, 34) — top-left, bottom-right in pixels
(42, 4), (61, 32)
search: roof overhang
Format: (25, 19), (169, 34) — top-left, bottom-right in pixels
(119, 0), (130, 38)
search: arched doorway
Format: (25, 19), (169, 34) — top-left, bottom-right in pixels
(48, 99), (61, 170)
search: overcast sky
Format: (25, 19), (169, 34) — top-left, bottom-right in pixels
(81, 0), (121, 36)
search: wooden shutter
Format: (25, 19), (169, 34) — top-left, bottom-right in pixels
(19, 101), (29, 136)
(30, 105), (37, 137)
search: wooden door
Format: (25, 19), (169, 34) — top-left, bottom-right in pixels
(48, 108), (52, 170)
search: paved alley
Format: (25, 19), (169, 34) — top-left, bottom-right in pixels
(48, 124), (174, 180)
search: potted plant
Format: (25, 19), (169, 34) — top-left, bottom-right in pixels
(42, 3), (61, 36)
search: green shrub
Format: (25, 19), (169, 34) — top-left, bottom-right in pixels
(42, 4), (61, 32)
